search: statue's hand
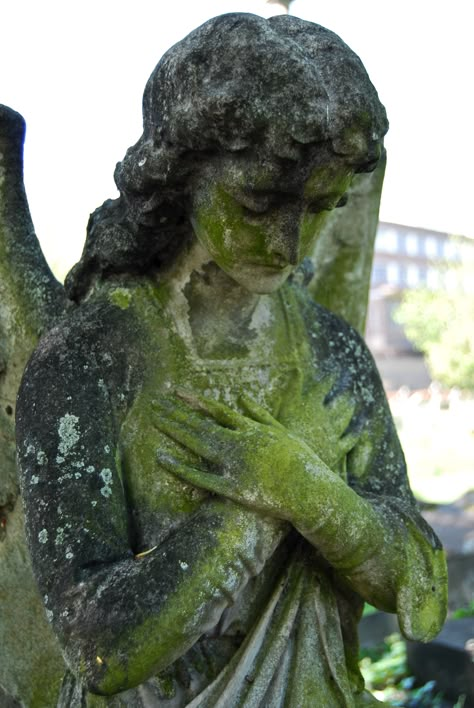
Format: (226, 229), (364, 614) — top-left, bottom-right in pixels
(152, 392), (336, 521)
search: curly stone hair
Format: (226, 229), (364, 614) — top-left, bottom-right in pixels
(66, 12), (388, 301)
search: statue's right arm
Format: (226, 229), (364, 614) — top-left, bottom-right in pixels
(15, 307), (284, 696)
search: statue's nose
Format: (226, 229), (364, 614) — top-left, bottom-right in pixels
(267, 207), (302, 266)
(271, 240), (299, 267)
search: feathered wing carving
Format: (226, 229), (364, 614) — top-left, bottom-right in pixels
(0, 105), (68, 707)
(308, 152), (387, 334)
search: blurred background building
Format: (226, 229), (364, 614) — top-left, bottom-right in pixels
(366, 223), (473, 390)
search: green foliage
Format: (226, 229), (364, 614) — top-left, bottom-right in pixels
(359, 633), (407, 692)
(452, 600), (474, 619)
(359, 632), (466, 706)
(395, 241), (474, 390)
(362, 603), (379, 617)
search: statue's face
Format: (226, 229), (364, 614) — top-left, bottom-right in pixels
(190, 155), (353, 293)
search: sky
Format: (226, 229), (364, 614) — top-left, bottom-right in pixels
(1, 0), (472, 277)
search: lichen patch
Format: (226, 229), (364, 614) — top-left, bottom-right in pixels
(58, 414), (80, 456)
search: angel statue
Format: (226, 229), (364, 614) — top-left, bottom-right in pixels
(1, 13), (446, 708)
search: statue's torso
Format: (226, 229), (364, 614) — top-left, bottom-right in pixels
(119, 279), (351, 552)
(103, 279), (369, 707)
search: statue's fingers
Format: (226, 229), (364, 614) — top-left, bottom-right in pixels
(338, 430), (359, 457)
(330, 401), (358, 437)
(176, 388), (251, 431)
(156, 452), (236, 497)
(153, 414), (224, 463)
(238, 394), (285, 429)
(153, 396), (234, 439)
(156, 442), (199, 467)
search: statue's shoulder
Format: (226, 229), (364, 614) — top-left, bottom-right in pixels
(287, 280), (360, 341)
(31, 292), (135, 359)
(19, 280), (149, 406)
(288, 281), (382, 388)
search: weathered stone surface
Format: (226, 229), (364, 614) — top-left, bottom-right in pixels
(2, 12), (447, 707)
(0, 105), (67, 706)
(308, 152), (386, 334)
(422, 493), (474, 611)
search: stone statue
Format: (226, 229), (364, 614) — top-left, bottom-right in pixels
(5, 12), (448, 707)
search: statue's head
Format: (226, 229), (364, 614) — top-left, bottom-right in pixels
(66, 13), (388, 299)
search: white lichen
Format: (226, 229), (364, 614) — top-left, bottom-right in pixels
(100, 468), (112, 484)
(98, 379), (108, 396)
(99, 467), (113, 497)
(55, 527), (65, 546)
(38, 529), (48, 544)
(37, 450), (47, 465)
(58, 414), (80, 456)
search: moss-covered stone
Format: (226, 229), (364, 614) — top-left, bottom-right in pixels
(3, 12), (446, 708)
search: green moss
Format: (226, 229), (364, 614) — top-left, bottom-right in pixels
(78, 273), (446, 699)
(109, 288), (132, 310)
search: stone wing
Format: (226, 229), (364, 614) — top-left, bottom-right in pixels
(0, 105), (68, 706)
(308, 153), (386, 335)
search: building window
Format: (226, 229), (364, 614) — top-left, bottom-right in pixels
(425, 236), (439, 258)
(372, 263), (386, 284)
(377, 228), (398, 253)
(386, 262), (400, 285)
(443, 241), (459, 261)
(406, 264), (420, 287)
(405, 233), (419, 256)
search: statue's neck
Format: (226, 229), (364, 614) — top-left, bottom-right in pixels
(160, 239), (262, 353)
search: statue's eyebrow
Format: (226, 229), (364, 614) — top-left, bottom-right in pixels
(241, 182), (302, 197)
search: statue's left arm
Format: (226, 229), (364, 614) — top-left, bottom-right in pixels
(323, 371), (448, 643)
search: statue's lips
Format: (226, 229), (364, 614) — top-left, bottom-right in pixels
(246, 262), (292, 272)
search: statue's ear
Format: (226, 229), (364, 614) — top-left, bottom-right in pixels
(0, 104), (68, 705)
(306, 151), (387, 335)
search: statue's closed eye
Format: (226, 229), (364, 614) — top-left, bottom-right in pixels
(232, 187), (348, 217)
(305, 192), (348, 214)
(234, 189), (274, 215)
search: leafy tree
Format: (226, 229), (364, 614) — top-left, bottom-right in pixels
(395, 242), (474, 390)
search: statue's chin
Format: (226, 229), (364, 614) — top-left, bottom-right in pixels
(227, 266), (294, 294)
